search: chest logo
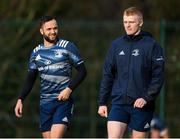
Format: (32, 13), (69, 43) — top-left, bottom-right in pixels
(132, 49), (139, 56)
(35, 54), (51, 65)
(54, 50), (63, 58)
(119, 50), (125, 56)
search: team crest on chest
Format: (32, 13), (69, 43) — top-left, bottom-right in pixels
(54, 50), (63, 58)
(132, 49), (140, 56)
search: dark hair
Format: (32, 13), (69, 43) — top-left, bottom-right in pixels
(39, 15), (57, 27)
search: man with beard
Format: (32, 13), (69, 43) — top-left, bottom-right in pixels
(14, 16), (87, 138)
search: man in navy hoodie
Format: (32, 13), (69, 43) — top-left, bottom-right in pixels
(98, 7), (165, 138)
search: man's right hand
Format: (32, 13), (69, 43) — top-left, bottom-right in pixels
(98, 106), (108, 118)
(14, 99), (23, 118)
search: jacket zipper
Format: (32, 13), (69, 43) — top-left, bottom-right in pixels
(126, 41), (133, 104)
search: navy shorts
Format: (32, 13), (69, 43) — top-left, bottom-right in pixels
(108, 104), (153, 132)
(39, 99), (74, 132)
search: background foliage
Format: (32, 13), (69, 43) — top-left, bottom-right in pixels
(0, 0), (180, 137)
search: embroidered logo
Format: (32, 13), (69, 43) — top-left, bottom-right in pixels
(54, 50), (63, 58)
(62, 117), (68, 122)
(156, 56), (164, 61)
(35, 54), (51, 65)
(144, 123), (150, 129)
(132, 49), (139, 56)
(35, 54), (42, 60)
(119, 50), (125, 55)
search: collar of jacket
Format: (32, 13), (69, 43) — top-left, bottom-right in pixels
(123, 30), (153, 42)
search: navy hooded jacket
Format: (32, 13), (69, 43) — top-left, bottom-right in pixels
(98, 31), (165, 106)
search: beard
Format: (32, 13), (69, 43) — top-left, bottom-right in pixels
(43, 34), (58, 44)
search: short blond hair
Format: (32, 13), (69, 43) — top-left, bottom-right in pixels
(124, 7), (143, 20)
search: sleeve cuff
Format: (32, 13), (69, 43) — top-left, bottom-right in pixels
(143, 94), (154, 102)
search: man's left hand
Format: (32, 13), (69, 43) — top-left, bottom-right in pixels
(134, 98), (147, 108)
(57, 87), (72, 101)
